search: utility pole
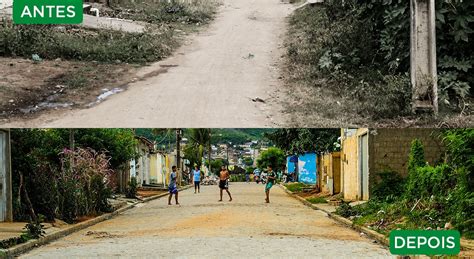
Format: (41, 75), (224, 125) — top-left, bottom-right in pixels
(208, 129), (212, 176)
(0, 129), (13, 222)
(175, 129), (182, 185)
(176, 129), (182, 170)
(410, 0), (438, 115)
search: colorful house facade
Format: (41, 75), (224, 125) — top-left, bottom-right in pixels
(286, 152), (317, 185)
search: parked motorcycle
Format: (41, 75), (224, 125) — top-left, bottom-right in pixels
(260, 172), (267, 184)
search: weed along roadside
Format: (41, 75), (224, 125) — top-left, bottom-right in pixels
(0, 185), (191, 258)
(279, 183), (474, 254)
(283, 1), (473, 127)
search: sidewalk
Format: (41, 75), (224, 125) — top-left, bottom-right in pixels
(0, 222), (70, 243)
(0, 185), (191, 258)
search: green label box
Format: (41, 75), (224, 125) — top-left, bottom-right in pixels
(390, 230), (460, 255)
(13, 0), (83, 24)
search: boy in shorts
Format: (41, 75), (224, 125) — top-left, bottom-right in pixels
(218, 166), (232, 202)
(168, 166), (180, 205)
(265, 165), (276, 203)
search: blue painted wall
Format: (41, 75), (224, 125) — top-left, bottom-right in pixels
(298, 153), (317, 184)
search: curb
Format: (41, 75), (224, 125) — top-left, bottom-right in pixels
(140, 185), (192, 203)
(0, 185), (191, 258)
(278, 184), (390, 247)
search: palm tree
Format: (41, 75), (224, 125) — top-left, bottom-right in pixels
(188, 129), (211, 171)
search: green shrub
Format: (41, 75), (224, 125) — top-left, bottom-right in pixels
(406, 139), (426, 198)
(58, 175), (80, 223)
(23, 216), (46, 239)
(126, 177), (138, 198)
(89, 175), (113, 214)
(371, 170), (405, 201)
(335, 202), (355, 218)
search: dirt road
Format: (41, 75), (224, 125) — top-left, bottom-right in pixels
(21, 183), (391, 258)
(4, 0), (292, 128)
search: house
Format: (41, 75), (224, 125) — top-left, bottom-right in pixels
(340, 128), (444, 201)
(130, 136), (155, 186)
(0, 129), (12, 222)
(318, 152), (341, 195)
(286, 152), (317, 185)
(149, 152), (168, 187)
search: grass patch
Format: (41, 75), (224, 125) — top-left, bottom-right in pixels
(105, 0), (220, 25)
(284, 182), (308, 193)
(0, 1), (219, 64)
(0, 25), (176, 64)
(306, 197), (327, 204)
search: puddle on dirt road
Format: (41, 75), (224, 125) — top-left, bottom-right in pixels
(19, 94), (73, 114)
(87, 88), (124, 107)
(19, 87), (125, 114)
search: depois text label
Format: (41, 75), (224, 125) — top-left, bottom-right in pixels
(13, 0), (83, 24)
(390, 230), (460, 255)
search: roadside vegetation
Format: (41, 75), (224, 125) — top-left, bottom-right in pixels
(284, 182), (309, 193)
(1, 25), (175, 64)
(103, 0), (218, 25)
(284, 1), (473, 126)
(0, 1), (219, 64)
(0, 0), (219, 118)
(10, 129), (137, 224)
(335, 129), (474, 239)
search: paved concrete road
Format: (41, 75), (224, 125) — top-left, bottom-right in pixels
(21, 183), (391, 258)
(6, 0), (292, 128)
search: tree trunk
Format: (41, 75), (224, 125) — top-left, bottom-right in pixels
(19, 171), (37, 222)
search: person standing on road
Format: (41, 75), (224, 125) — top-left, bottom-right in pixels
(168, 166), (180, 206)
(265, 165), (276, 203)
(218, 166), (232, 202)
(193, 165), (201, 194)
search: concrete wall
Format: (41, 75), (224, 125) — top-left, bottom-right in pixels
(368, 128), (444, 191)
(320, 152), (341, 195)
(340, 129), (369, 201)
(149, 153), (167, 186)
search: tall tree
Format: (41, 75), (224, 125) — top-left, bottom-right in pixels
(265, 129), (340, 154)
(188, 129), (211, 168)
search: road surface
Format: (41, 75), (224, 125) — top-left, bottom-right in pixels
(5, 0), (292, 128)
(21, 183), (391, 258)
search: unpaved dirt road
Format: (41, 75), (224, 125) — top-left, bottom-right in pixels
(21, 183), (391, 258)
(4, 0), (292, 128)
